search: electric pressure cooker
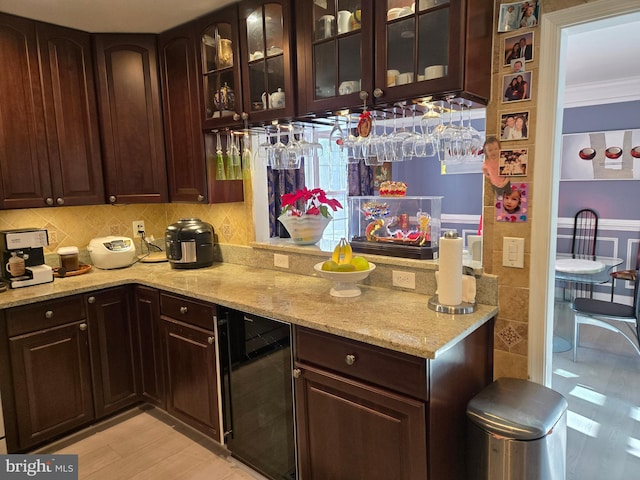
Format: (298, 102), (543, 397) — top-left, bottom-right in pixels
(165, 218), (215, 269)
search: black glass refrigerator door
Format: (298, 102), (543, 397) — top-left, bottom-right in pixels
(218, 308), (296, 480)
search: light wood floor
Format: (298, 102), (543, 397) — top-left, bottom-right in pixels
(553, 301), (640, 480)
(37, 406), (267, 480)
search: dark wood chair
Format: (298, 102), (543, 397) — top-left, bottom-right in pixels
(571, 268), (640, 362)
(610, 247), (640, 301)
(570, 208), (599, 298)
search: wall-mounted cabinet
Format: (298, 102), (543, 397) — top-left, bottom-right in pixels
(239, 0), (296, 121)
(296, 0), (492, 114)
(93, 34), (169, 205)
(0, 14), (104, 209)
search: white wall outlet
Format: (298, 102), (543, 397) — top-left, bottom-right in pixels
(132, 220), (145, 238)
(392, 270), (416, 289)
(274, 253), (289, 269)
(502, 237), (525, 268)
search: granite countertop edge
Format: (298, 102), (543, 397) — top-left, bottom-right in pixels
(0, 262), (497, 360)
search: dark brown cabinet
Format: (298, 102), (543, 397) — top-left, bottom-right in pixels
(0, 14), (104, 209)
(94, 34), (168, 205)
(294, 322), (493, 480)
(195, 5), (244, 130)
(160, 293), (220, 439)
(296, 0), (493, 114)
(133, 286), (165, 408)
(158, 22), (244, 204)
(86, 287), (140, 418)
(4, 296), (94, 451)
(239, 0), (296, 121)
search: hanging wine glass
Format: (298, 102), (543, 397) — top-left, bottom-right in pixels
(284, 124), (303, 169)
(215, 131), (226, 180)
(401, 104), (422, 159)
(420, 103), (440, 158)
(271, 125), (287, 169)
(463, 102), (483, 157)
(241, 130), (252, 177)
(329, 117), (344, 157)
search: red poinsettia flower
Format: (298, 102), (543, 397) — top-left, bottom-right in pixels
(281, 187), (343, 218)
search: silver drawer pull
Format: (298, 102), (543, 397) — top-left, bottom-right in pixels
(45, 310), (53, 319)
(180, 306), (188, 314)
(207, 336), (214, 345)
(292, 368), (301, 378)
(345, 354), (356, 366)
(79, 323), (87, 331)
(88, 296), (96, 304)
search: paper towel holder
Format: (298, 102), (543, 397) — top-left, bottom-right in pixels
(427, 296), (477, 314)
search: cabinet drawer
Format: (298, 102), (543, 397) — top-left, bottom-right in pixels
(7, 296), (85, 337)
(295, 327), (428, 401)
(160, 293), (215, 330)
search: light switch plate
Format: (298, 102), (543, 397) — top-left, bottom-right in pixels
(502, 237), (525, 268)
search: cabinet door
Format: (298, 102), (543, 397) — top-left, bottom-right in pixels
(94, 34), (168, 204)
(37, 22), (105, 207)
(239, 0), (296, 121)
(296, 0), (374, 114)
(196, 5), (244, 129)
(373, 0), (492, 105)
(0, 13), (51, 209)
(295, 364), (427, 480)
(9, 322), (94, 450)
(133, 286), (165, 409)
(86, 287), (140, 418)
(158, 23), (208, 204)
(162, 317), (219, 439)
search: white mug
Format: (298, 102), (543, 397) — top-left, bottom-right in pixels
(396, 72), (414, 85)
(337, 10), (351, 34)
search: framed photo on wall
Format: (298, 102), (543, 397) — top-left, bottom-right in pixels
(502, 71), (532, 103)
(495, 182), (528, 223)
(499, 148), (528, 176)
(503, 31), (534, 65)
(500, 111), (530, 141)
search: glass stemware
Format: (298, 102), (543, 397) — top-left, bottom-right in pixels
(329, 118), (344, 156)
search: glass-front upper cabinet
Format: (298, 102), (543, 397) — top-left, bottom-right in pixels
(239, 0), (295, 121)
(196, 5), (243, 129)
(373, 0), (492, 105)
(296, 0), (374, 114)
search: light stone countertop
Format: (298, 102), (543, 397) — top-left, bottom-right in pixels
(0, 262), (497, 359)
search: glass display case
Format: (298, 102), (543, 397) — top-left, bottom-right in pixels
(348, 196), (442, 259)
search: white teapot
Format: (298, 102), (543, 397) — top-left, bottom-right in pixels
(270, 88), (285, 109)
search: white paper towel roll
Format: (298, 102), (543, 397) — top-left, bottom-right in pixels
(438, 233), (463, 305)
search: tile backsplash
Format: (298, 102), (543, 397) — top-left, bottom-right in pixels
(0, 200), (254, 254)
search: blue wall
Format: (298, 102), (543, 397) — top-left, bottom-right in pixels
(559, 100), (640, 220)
(392, 119), (484, 216)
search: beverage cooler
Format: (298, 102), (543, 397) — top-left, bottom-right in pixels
(216, 307), (296, 480)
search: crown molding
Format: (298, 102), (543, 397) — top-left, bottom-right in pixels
(564, 77), (640, 108)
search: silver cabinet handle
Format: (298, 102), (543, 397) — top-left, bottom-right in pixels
(79, 323), (87, 331)
(207, 336), (215, 345)
(109, 195), (117, 203)
(345, 354), (356, 366)
(87, 296), (95, 304)
(56, 197), (64, 206)
(197, 194), (204, 202)
(45, 197), (54, 206)
(373, 88), (384, 98)
(45, 310), (54, 319)
(292, 368), (301, 378)
(180, 306), (188, 314)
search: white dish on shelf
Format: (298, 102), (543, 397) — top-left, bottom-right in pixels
(313, 262), (376, 297)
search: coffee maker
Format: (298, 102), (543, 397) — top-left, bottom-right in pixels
(0, 229), (54, 288)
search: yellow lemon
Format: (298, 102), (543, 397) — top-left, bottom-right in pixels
(335, 263), (356, 272)
(351, 256), (370, 271)
(321, 260), (339, 271)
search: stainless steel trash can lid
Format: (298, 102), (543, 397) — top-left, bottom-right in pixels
(467, 377), (568, 441)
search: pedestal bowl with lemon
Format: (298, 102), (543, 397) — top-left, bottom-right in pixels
(314, 238), (376, 297)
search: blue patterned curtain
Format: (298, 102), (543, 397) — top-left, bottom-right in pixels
(268, 160), (305, 238)
(348, 160), (375, 196)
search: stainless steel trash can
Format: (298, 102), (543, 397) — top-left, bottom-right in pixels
(466, 377), (568, 480)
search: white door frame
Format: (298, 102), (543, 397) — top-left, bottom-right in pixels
(529, 0), (640, 385)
